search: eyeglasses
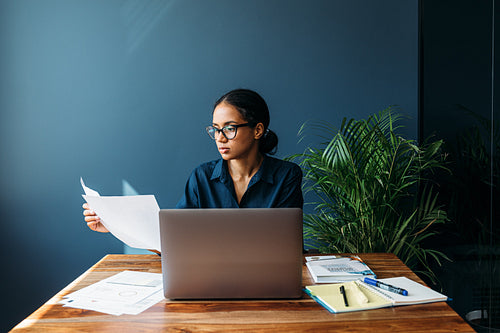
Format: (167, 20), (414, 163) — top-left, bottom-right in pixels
(206, 123), (253, 140)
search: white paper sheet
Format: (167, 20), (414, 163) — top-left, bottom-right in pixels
(81, 177), (100, 197)
(60, 271), (164, 315)
(61, 289), (164, 316)
(81, 178), (161, 251)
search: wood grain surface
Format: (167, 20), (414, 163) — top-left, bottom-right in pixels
(11, 253), (474, 332)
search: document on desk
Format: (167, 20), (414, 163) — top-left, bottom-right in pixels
(81, 178), (161, 251)
(60, 270), (164, 315)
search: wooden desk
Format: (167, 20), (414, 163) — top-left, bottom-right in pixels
(12, 253), (473, 332)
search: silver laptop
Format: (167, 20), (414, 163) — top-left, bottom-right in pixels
(159, 208), (303, 299)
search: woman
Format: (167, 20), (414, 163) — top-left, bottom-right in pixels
(83, 89), (303, 232)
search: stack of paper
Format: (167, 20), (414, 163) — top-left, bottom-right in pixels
(59, 271), (164, 315)
(305, 255), (376, 283)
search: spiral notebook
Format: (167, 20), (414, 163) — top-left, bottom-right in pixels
(305, 277), (448, 313)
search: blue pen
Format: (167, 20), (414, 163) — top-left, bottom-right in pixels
(364, 277), (408, 296)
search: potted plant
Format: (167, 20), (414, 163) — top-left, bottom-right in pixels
(289, 107), (449, 281)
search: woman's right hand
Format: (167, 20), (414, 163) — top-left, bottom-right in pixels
(83, 203), (109, 233)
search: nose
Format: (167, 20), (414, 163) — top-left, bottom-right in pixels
(215, 131), (228, 143)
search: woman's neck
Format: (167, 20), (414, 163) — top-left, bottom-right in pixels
(227, 151), (264, 180)
(227, 151), (264, 205)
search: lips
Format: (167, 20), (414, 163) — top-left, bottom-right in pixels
(219, 147), (230, 154)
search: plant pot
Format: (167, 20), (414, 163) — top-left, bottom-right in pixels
(466, 310), (500, 333)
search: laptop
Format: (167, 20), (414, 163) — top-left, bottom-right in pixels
(159, 208), (303, 299)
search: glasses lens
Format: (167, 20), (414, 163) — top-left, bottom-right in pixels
(223, 126), (237, 139)
(206, 126), (217, 139)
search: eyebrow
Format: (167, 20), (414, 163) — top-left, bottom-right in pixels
(212, 121), (239, 127)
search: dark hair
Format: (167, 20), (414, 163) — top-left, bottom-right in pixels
(214, 89), (278, 155)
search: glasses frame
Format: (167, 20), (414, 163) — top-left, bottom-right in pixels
(206, 123), (254, 140)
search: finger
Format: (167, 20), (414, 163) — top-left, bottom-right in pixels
(87, 221), (100, 232)
(83, 209), (96, 216)
(87, 221), (109, 233)
(85, 215), (100, 223)
(82, 203), (89, 209)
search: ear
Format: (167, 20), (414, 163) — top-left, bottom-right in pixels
(254, 123), (265, 139)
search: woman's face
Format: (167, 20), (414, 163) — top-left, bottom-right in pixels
(212, 102), (263, 161)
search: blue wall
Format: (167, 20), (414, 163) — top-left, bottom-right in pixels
(0, 0), (418, 330)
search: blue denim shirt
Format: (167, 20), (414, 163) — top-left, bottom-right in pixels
(176, 155), (303, 208)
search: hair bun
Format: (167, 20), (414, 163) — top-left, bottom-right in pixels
(260, 129), (278, 155)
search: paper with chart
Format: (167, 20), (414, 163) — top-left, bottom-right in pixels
(59, 270), (164, 315)
(81, 178), (161, 251)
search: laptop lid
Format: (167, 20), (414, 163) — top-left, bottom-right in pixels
(159, 208), (303, 299)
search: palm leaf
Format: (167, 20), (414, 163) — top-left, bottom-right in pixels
(289, 108), (450, 277)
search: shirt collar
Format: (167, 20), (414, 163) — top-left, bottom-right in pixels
(254, 155), (274, 185)
(210, 158), (226, 182)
